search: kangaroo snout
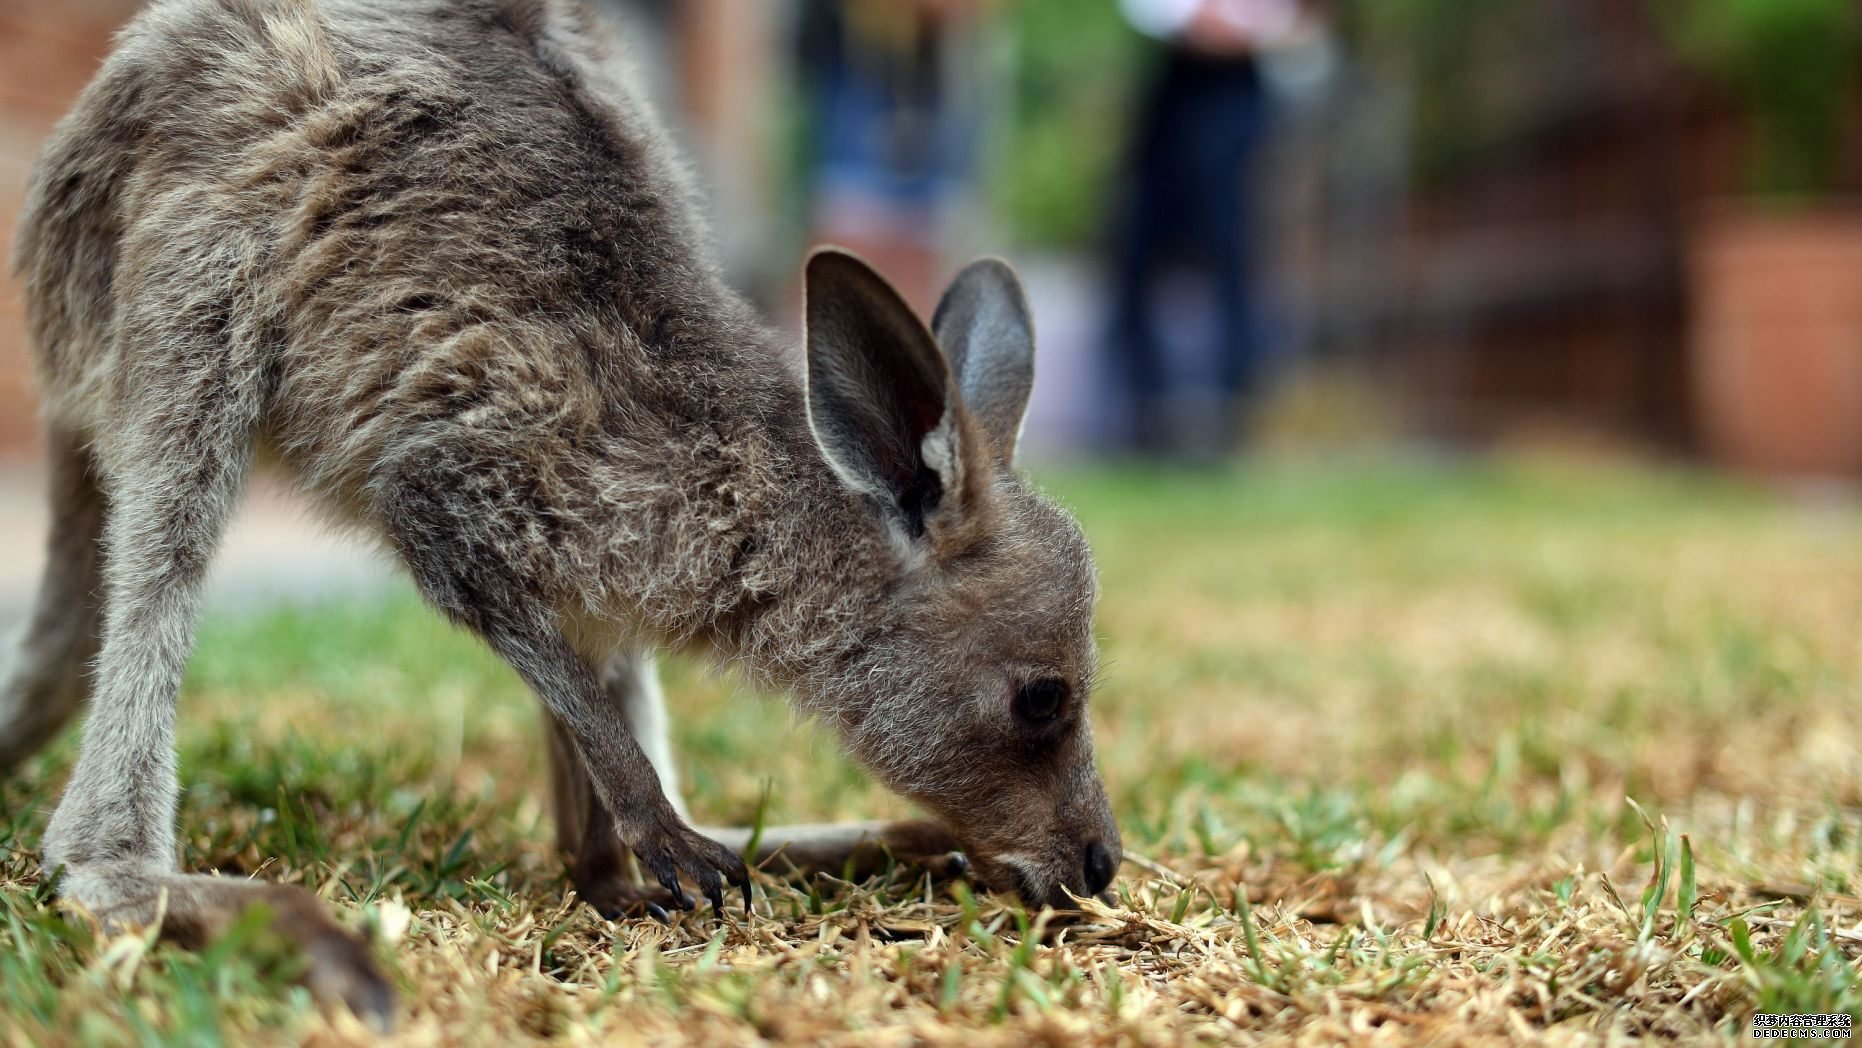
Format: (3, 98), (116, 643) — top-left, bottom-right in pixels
(964, 819), (1123, 909)
(1083, 838), (1121, 897)
(940, 759), (1123, 910)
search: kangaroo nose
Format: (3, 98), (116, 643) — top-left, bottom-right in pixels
(1083, 840), (1117, 895)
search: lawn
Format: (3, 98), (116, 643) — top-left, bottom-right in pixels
(3, 457), (1861, 1044)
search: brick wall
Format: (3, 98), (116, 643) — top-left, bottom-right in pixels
(0, 0), (141, 460)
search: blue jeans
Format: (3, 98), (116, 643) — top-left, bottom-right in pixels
(1109, 51), (1271, 446)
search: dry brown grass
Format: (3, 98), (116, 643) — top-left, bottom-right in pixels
(3, 458), (1861, 1044)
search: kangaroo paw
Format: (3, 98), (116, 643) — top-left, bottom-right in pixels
(59, 866), (395, 1028)
(625, 812), (753, 917)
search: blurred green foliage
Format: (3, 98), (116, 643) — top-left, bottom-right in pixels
(1351, 0), (1858, 198)
(1657, 0), (1859, 200)
(990, 0), (1146, 248)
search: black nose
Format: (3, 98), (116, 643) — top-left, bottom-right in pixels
(1083, 840), (1117, 895)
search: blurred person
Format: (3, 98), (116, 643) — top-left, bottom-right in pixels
(796, 0), (992, 314)
(1108, 0), (1324, 457)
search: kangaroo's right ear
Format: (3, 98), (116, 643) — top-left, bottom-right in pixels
(804, 248), (967, 548)
(932, 258), (1035, 465)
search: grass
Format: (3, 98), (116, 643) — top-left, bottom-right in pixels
(3, 455), (1861, 1044)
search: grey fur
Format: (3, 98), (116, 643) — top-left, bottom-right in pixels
(0, 427), (107, 769)
(3, 0), (1118, 1022)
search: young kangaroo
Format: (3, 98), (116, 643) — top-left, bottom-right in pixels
(3, 0), (1119, 1023)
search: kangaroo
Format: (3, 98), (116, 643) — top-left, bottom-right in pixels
(3, 0), (1120, 1022)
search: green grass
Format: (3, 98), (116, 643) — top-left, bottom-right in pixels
(4, 456), (1861, 1044)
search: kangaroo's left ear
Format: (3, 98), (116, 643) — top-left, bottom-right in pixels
(932, 258), (1036, 465)
(804, 247), (969, 548)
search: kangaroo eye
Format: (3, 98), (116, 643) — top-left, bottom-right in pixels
(1014, 678), (1070, 724)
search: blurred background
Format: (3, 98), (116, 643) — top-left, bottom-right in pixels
(5, 0), (1862, 464)
(0, 0), (1860, 605)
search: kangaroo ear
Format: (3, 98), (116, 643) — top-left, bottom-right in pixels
(932, 258), (1035, 465)
(804, 247), (962, 543)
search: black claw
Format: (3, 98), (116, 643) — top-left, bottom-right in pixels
(737, 874), (754, 918)
(647, 858), (672, 884)
(646, 902), (671, 925)
(706, 882), (725, 916)
(651, 865), (692, 910)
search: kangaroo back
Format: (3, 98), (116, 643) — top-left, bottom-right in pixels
(17, 0), (768, 494)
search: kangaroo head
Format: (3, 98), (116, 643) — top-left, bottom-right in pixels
(801, 248), (1121, 908)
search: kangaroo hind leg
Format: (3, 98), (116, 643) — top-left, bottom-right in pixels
(39, 300), (394, 1024)
(0, 426), (108, 771)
